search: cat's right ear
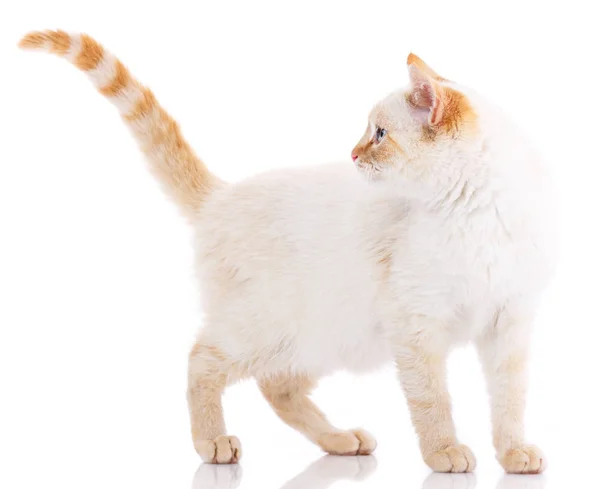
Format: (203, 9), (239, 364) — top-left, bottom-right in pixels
(406, 53), (446, 127)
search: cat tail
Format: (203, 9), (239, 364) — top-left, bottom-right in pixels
(19, 30), (222, 219)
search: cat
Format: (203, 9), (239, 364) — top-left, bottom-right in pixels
(20, 30), (556, 474)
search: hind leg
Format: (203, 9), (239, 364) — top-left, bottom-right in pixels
(187, 340), (243, 464)
(259, 374), (376, 455)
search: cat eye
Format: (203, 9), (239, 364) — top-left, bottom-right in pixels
(374, 127), (387, 144)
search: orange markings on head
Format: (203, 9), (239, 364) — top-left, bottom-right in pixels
(437, 88), (478, 136)
(75, 34), (105, 71)
(351, 126), (372, 162)
(411, 86), (477, 138)
(352, 122), (403, 169)
(406, 54), (477, 137)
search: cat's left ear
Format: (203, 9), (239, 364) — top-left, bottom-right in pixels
(406, 54), (447, 127)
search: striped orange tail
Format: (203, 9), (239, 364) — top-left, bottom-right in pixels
(19, 30), (222, 218)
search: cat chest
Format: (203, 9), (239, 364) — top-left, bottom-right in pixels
(390, 218), (546, 313)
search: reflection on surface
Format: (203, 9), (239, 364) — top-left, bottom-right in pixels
(192, 463), (243, 489)
(280, 455), (377, 489)
(191, 456), (547, 489)
(422, 473), (477, 489)
(496, 474), (546, 489)
(191, 455), (377, 489)
(421, 472), (546, 489)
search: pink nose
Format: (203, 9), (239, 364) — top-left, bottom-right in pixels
(352, 154), (358, 162)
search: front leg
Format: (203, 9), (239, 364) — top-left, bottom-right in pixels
(476, 312), (546, 474)
(393, 326), (476, 473)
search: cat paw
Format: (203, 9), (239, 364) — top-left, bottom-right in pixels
(317, 429), (377, 455)
(425, 444), (476, 473)
(195, 436), (242, 464)
(499, 445), (546, 474)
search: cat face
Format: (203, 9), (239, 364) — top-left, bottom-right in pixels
(352, 54), (478, 185)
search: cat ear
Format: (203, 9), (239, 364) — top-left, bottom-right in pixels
(407, 53), (445, 82)
(407, 54), (445, 127)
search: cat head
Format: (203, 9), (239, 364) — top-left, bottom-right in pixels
(352, 54), (480, 190)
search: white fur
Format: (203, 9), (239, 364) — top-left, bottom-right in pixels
(26, 30), (551, 469)
(64, 33), (81, 64)
(86, 51), (117, 88)
(188, 77), (555, 470)
(196, 164), (394, 376)
(193, 92), (555, 378)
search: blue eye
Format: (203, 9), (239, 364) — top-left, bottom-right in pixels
(375, 127), (387, 143)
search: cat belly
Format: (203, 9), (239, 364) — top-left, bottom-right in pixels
(198, 276), (391, 379)
(292, 321), (393, 376)
(339, 331), (393, 373)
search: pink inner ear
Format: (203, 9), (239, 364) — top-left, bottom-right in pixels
(408, 65), (444, 126)
(429, 97), (444, 126)
(411, 80), (436, 109)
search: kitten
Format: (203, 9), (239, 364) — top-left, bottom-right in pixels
(20, 30), (555, 474)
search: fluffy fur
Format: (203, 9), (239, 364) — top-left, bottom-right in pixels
(20, 30), (556, 474)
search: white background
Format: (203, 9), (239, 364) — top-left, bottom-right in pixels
(0, 1), (598, 488)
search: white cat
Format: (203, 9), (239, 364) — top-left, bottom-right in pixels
(21, 31), (556, 474)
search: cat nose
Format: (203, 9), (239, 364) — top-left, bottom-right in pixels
(352, 153), (358, 162)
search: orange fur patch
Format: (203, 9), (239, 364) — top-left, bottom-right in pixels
(352, 126), (403, 169)
(438, 87), (478, 135)
(124, 86), (221, 212)
(19, 30), (71, 55)
(99, 60), (130, 96)
(407, 53), (446, 82)
(20, 29), (222, 219)
(405, 54), (477, 137)
(75, 34), (104, 71)
(124, 87), (156, 121)
(372, 135), (401, 162)
(407, 85), (478, 138)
